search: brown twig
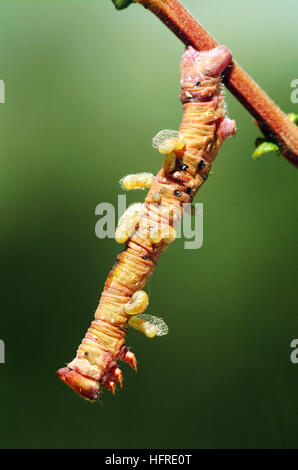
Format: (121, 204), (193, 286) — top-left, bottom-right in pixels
(133, 0), (298, 167)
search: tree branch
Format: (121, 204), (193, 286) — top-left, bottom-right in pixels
(124, 0), (298, 167)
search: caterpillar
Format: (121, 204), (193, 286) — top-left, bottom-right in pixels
(57, 45), (236, 402)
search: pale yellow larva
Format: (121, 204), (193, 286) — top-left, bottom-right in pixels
(162, 152), (176, 173)
(120, 173), (155, 191)
(158, 137), (185, 154)
(128, 314), (169, 338)
(115, 203), (144, 244)
(124, 290), (149, 315)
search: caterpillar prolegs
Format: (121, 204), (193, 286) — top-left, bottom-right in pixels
(57, 45), (236, 401)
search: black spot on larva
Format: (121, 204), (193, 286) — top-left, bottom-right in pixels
(174, 190), (181, 197)
(84, 352), (89, 357)
(142, 256), (149, 260)
(198, 160), (206, 170)
(180, 163), (189, 171)
(186, 188), (192, 195)
(202, 173), (208, 181)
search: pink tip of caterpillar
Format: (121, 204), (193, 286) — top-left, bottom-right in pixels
(203, 45), (232, 77)
(181, 45), (232, 87)
(219, 118), (237, 140)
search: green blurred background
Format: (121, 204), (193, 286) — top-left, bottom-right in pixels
(0, 0), (297, 449)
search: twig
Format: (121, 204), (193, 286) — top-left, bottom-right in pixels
(127, 0), (298, 167)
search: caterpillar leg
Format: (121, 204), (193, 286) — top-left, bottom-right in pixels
(103, 378), (116, 395)
(121, 349), (137, 372)
(110, 366), (123, 388)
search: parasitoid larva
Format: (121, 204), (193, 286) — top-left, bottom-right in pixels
(120, 172), (155, 190)
(128, 314), (169, 338)
(152, 129), (180, 149)
(158, 136), (185, 154)
(124, 290), (149, 315)
(115, 203), (144, 244)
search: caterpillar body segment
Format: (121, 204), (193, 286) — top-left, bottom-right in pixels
(152, 191), (161, 203)
(57, 45), (236, 402)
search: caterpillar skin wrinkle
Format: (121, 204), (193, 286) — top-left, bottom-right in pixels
(57, 45), (236, 402)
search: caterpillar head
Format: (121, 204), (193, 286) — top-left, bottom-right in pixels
(57, 367), (100, 402)
(180, 45), (232, 90)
